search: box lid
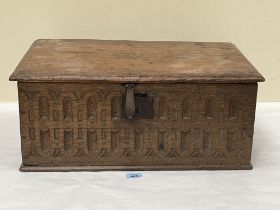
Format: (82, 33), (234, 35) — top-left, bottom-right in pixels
(9, 39), (265, 83)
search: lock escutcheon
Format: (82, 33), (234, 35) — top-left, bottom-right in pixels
(123, 84), (154, 120)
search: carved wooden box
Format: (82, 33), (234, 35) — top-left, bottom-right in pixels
(9, 39), (264, 171)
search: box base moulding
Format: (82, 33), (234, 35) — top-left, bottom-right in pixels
(20, 163), (253, 172)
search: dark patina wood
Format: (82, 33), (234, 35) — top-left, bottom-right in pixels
(9, 39), (264, 171)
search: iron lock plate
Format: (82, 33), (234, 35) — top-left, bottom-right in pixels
(122, 93), (154, 119)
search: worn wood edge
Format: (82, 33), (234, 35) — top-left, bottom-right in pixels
(9, 39), (40, 81)
(11, 77), (264, 83)
(23, 38), (237, 45)
(232, 43), (265, 82)
(9, 39), (265, 83)
(19, 163), (253, 172)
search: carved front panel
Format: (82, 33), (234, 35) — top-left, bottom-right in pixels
(18, 83), (257, 168)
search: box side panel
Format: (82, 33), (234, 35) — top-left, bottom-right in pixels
(243, 83), (258, 163)
(17, 83), (27, 164)
(18, 82), (257, 170)
(18, 83), (35, 163)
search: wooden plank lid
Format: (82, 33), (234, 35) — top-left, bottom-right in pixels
(9, 39), (265, 83)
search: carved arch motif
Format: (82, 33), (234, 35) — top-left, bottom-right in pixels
(87, 96), (96, 120)
(182, 98), (192, 120)
(39, 96), (49, 120)
(229, 96), (238, 119)
(63, 97), (72, 120)
(205, 97), (214, 119)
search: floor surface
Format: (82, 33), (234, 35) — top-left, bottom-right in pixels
(0, 102), (279, 210)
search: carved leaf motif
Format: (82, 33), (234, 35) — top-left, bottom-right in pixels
(75, 148), (87, 157)
(191, 148), (202, 158)
(98, 148), (109, 157)
(119, 149), (130, 158)
(26, 146), (41, 158)
(144, 148), (156, 158)
(52, 148), (62, 157)
(213, 149), (226, 158)
(166, 148), (180, 158)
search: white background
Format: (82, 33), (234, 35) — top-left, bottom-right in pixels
(0, 103), (279, 210)
(1, 1), (279, 102)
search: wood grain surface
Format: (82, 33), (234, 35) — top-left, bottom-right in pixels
(10, 39), (264, 83)
(10, 39), (264, 171)
(18, 82), (257, 170)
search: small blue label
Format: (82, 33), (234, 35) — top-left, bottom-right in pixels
(126, 172), (142, 179)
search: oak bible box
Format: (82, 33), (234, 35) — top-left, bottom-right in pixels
(9, 39), (265, 171)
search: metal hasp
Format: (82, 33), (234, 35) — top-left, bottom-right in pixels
(125, 84), (135, 120)
(123, 84), (154, 120)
